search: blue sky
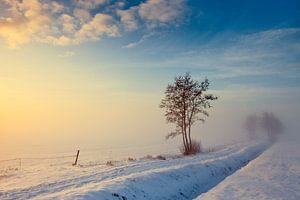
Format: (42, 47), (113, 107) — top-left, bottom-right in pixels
(46, 0), (300, 91)
(1, 1), (299, 85)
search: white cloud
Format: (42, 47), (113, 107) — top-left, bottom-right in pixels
(139, 0), (187, 27)
(59, 14), (76, 33)
(44, 1), (64, 14)
(43, 35), (73, 46)
(117, 0), (187, 30)
(0, 0), (52, 48)
(40, 14), (119, 46)
(73, 8), (91, 24)
(114, 1), (126, 8)
(0, 0), (120, 48)
(0, 0), (188, 48)
(74, 13), (120, 43)
(74, 0), (108, 10)
(116, 7), (139, 31)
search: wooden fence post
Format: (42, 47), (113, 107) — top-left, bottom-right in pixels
(73, 150), (80, 166)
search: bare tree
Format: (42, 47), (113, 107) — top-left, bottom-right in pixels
(160, 73), (217, 155)
(261, 112), (284, 142)
(244, 114), (259, 140)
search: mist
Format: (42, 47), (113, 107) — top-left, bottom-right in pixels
(1, 80), (299, 158)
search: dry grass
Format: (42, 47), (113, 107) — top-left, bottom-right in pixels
(180, 140), (202, 155)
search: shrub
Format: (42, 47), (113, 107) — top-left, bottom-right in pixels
(143, 155), (154, 160)
(106, 161), (114, 166)
(127, 157), (136, 161)
(180, 140), (202, 155)
(155, 155), (166, 160)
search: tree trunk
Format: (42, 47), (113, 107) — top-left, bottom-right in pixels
(183, 122), (189, 152)
(183, 100), (189, 153)
(187, 103), (195, 150)
(181, 125), (187, 152)
(188, 122), (192, 150)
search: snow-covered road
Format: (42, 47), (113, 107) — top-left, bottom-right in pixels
(197, 137), (300, 200)
(0, 141), (268, 200)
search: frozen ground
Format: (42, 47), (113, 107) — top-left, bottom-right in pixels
(197, 137), (300, 200)
(0, 141), (267, 200)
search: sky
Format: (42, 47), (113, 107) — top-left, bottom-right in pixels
(0, 0), (300, 153)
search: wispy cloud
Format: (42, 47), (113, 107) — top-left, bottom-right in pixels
(123, 32), (156, 48)
(211, 85), (300, 106)
(156, 28), (300, 80)
(0, 0), (188, 48)
(58, 51), (76, 58)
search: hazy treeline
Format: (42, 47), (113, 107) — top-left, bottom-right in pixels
(244, 112), (284, 142)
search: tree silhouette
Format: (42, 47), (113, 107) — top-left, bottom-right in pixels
(160, 73), (217, 155)
(244, 114), (259, 140)
(261, 112), (284, 142)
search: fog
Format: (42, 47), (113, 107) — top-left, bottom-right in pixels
(1, 83), (299, 159)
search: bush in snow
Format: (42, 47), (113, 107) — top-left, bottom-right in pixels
(180, 140), (202, 155)
(127, 157), (136, 162)
(155, 155), (166, 160)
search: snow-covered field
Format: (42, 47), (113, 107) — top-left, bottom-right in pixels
(197, 137), (300, 200)
(0, 141), (267, 200)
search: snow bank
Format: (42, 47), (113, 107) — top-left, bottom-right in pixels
(196, 138), (300, 200)
(27, 141), (267, 200)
